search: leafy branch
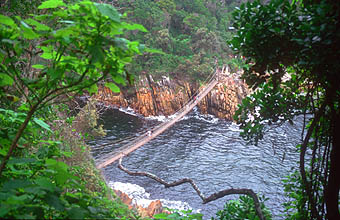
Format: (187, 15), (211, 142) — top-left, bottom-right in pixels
(0, 0), (146, 176)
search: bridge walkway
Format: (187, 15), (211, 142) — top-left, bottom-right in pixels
(96, 66), (228, 169)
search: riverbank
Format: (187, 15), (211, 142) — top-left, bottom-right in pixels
(93, 71), (249, 120)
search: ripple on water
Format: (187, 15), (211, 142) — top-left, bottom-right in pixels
(93, 109), (303, 219)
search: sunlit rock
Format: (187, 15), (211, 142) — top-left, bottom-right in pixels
(94, 72), (249, 120)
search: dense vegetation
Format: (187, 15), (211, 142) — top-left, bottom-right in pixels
(1, 0), (338, 219)
(0, 0), (145, 218)
(111, 0), (247, 82)
(232, 0), (340, 219)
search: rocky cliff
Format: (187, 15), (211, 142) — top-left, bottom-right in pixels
(94, 71), (249, 120)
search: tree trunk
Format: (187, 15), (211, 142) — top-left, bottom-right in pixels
(0, 103), (39, 177)
(325, 109), (340, 220)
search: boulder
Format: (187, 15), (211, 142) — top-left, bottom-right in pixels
(114, 189), (164, 217)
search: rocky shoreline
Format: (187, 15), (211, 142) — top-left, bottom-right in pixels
(94, 71), (248, 120)
(110, 182), (192, 218)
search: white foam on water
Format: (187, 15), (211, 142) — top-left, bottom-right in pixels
(118, 107), (139, 117)
(135, 198), (155, 208)
(109, 181), (150, 200)
(229, 122), (242, 132)
(109, 181), (194, 211)
(147, 110), (188, 121)
(193, 114), (219, 124)
(146, 115), (170, 122)
(159, 199), (192, 211)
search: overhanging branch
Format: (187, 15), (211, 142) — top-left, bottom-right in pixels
(118, 158), (266, 220)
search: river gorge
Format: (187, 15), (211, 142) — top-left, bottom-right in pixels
(90, 106), (303, 219)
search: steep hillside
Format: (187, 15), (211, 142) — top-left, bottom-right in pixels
(113, 0), (245, 82)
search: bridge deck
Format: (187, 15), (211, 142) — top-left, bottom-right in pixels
(96, 66), (228, 169)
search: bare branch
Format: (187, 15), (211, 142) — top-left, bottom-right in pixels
(118, 158), (266, 220)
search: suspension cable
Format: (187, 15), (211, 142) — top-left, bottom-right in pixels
(94, 65), (224, 158)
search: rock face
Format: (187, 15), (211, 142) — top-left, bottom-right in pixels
(94, 72), (249, 120)
(198, 72), (249, 119)
(114, 189), (164, 218)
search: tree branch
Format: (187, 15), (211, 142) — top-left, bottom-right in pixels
(0, 101), (41, 177)
(118, 158), (266, 220)
(299, 100), (327, 220)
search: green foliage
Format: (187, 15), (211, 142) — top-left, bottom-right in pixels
(154, 209), (203, 220)
(212, 195), (272, 220)
(227, 57), (249, 72)
(0, 0), (145, 162)
(114, 0), (241, 81)
(233, 78), (305, 144)
(282, 169), (309, 220)
(231, 0), (340, 218)
(0, 105), (134, 219)
(0, 0), (146, 219)
(230, 0), (339, 90)
(72, 99), (106, 138)
(157, 0), (176, 14)
(0, 0), (145, 106)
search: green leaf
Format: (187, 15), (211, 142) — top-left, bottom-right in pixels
(45, 158), (67, 170)
(144, 47), (165, 55)
(2, 179), (33, 192)
(0, 148), (8, 156)
(33, 118), (51, 131)
(61, 151), (72, 158)
(113, 75), (126, 86)
(47, 68), (63, 80)
(38, 0), (65, 9)
(1, 39), (16, 45)
(0, 73), (14, 86)
(88, 83), (98, 95)
(32, 64), (45, 69)
(0, 15), (17, 28)
(67, 206), (88, 219)
(90, 46), (104, 64)
(44, 194), (64, 211)
(8, 157), (37, 165)
(95, 3), (121, 23)
(21, 22), (39, 39)
(55, 27), (76, 38)
(7, 194), (30, 205)
(24, 18), (50, 31)
(153, 213), (168, 219)
(87, 206), (98, 214)
(39, 46), (54, 60)
(25, 185), (46, 196)
(122, 22), (147, 32)
(35, 177), (56, 192)
(0, 204), (11, 217)
(114, 38), (129, 50)
(105, 82), (120, 93)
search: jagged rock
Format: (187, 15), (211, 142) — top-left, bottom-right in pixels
(114, 190), (133, 209)
(114, 189), (163, 217)
(146, 200), (163, 217)
(94, 72), (249, 120)
(137, 200), (163, 218)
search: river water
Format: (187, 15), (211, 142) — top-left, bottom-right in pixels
(90, 108), (303, 219)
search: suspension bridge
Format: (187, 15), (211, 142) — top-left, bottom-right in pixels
(96, 66), (229, 169)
